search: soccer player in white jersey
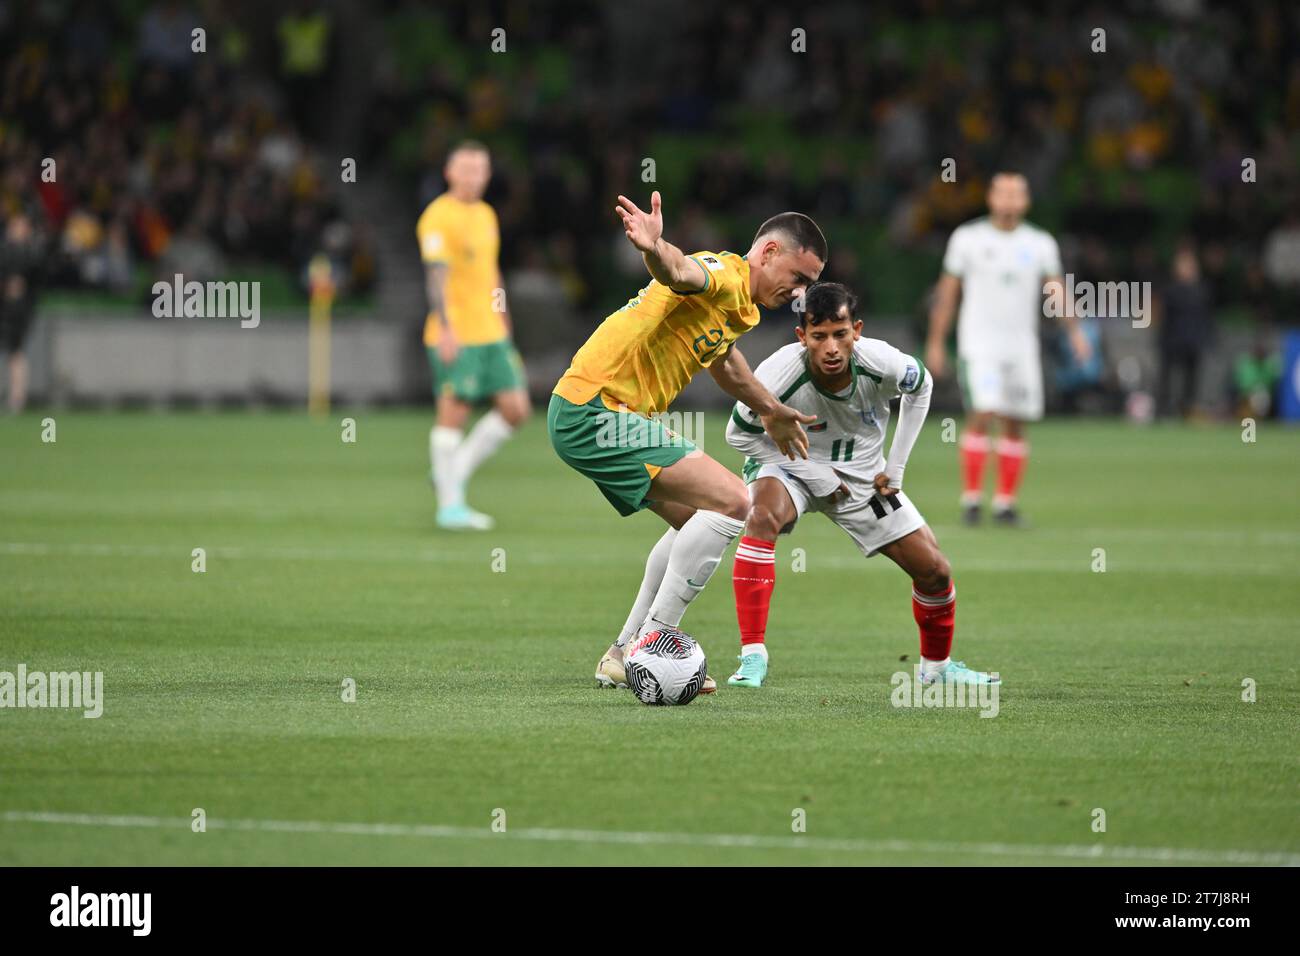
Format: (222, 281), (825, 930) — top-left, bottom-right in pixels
(725, 282), (999, 689)
(925, 171), (1091, 526)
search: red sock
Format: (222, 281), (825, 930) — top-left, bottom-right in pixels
(994, 437), (1028, 507)
(960, 432), (990, 502)
(912, 581), (955, 661)
(733, 536), (776, 646)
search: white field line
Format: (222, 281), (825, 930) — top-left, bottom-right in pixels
(3, 811), (1296, 865)
(0, 540), (1293, 575)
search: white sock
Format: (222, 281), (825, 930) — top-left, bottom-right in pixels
(921, 656), (950, 678)
(646, 511), (745, 628)
(456, 410), (514, 483)
(741, 643), (768, 660)
(431, 426), (464, 509)
(616, 528), (677, 648)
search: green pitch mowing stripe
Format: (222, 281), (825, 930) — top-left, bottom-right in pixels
(5, 811), (1297, 866)
(1, 411), (1297, 866)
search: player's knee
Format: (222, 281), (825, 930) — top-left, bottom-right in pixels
(502, 399), (530, 427)
(715, 481), (751, 523)
(916, 552), (951, 592)
(438, 412), (467, 430)
(745, 503), (782, 539)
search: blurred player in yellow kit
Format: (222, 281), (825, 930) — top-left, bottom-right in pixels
(548, 190), (827, 688)
(417, 141), (530, 530)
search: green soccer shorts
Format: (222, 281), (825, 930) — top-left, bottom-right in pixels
(547, 393), (696, 516)
(429, 340), (527, 403)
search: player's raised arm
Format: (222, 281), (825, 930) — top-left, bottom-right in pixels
(709, 345), (816, 460)
(615, 191), (708, 293)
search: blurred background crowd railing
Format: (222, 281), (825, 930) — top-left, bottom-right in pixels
(1, 0), (1297, 415)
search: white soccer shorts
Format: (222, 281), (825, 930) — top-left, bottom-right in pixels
(959, 352), (1044, 421)
(747, 462), (927, 558)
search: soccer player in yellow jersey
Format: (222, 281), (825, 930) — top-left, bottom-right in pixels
(548, 191), (827, 689)
(418, 141), (530, 530)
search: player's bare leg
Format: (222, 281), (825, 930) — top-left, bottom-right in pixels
(7, 351), (29, 413)
(878, 523), (998, 685)
(596, 500), (695, 689)
(728, 477), (798, 687)
(991, 415), (1028, 527)
(647, 449), (751, 519)
(960, 410), (994, 525)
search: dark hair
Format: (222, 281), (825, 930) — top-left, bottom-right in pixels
(801, 281), (858, 326)
(753, 212), (828, 262)
(989, 169), (1028, 185)
(448, 139), (490, 159)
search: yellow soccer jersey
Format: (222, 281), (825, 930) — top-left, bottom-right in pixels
(553, 251), (758, 416)
(417, 193), (506, 346)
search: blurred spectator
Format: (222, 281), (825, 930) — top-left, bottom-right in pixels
(1230, 332), (1284, 419)
(159, 218), (226, 284)
(1262, 210), (1300, 288)
(138, 1), (198, 71)
(276, 0), (336, 140)
(0, 212), (47, 412)
(1155, 243), (1216, 419)
(1054, 314), (1107, 414)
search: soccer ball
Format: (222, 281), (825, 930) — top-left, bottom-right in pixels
(624, 625), (708, 706)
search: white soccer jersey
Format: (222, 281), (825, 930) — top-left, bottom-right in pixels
(726, 338), (926, 486)
(942, 217), (1062, 359)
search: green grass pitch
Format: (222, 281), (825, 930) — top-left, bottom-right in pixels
(1, 410), (1297, 865)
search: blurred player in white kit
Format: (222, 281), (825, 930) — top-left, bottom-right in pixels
(925, 171), (1091, 526)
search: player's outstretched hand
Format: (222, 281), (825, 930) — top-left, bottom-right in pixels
(873, 472), (899, 497)
(761, 404), (818, 460)
(615, 191), (664, 253)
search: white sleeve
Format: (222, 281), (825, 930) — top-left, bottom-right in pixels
(1041, 232), (1063, 277)
(941, 227), (967, 277)
(726, 345), (802, 443)
(725, 401), (770, 459)
(871, 343), (931, 490)
(856, 338), (923, 397)
(884, 373), (930, 490)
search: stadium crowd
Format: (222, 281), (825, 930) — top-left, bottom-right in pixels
(365, 0), (1295, 416)
(0, 0), (1295, 417)
(0, 0), (374, 306)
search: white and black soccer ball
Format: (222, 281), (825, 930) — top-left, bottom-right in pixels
(624, 626), (708, 706)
